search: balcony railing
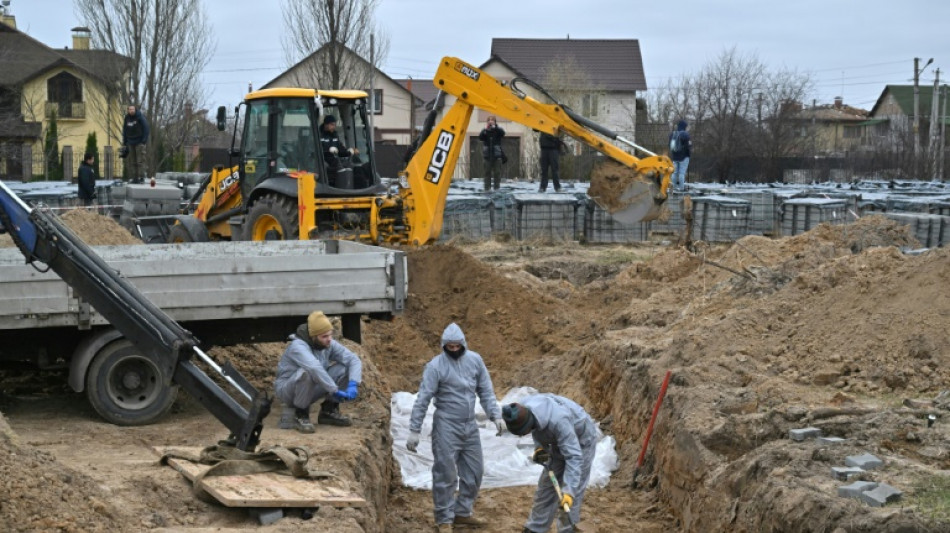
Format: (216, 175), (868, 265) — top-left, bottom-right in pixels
(45, 101), (86, 119)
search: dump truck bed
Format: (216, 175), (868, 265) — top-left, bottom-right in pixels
(0, 239), (406, 353)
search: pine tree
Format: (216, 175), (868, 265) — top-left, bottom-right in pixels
(44, 111), (62, 181)
(84, 131), (99, 175)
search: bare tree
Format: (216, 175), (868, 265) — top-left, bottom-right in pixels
(279, 0), (389, 90)
(537, 56), (605, 181)
(75, 0), (214, 174)
(648, 47), (817, 182)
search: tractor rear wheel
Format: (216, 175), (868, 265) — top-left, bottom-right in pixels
(243, 193), (300, 241)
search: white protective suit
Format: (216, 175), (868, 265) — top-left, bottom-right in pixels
(521, 394), (597, 533)
(409, 323), (502, 525)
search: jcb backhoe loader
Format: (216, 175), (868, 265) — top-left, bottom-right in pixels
(156, 57), (673, 246)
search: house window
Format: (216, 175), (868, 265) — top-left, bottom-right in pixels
(46, 71), (84, 119)
(582, 93), (599, 117)
(370, 89), (383, 115)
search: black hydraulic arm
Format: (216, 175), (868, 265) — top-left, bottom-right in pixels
(0, 181), (269, 450)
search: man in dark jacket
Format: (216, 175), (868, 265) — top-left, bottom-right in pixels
(274, 311), (362, 433)
(77, 152), (97, 206)
(669, 120), (691, 191)
(122, 105), (150, 183)
(538, 132), (566, 192)
(319, 115), (358, 169)
(478, 116), (506, 191)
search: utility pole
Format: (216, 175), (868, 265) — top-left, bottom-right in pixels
(368, 33), (375, 153)
(942, 85), (948, 181)
(930, 69), (941, 180)
(914, 57), (934, 159)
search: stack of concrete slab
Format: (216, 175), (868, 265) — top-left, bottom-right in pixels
(508, 192), (580, 241)
(692, 195), (752, 242)
(722, 189), (779, 235)
(583, 200), (651, 243)
(780, 198), (848, 236)
(438, 194), (494, 242)
(650, 191), (689, 236)
(882, 212), (950, 248)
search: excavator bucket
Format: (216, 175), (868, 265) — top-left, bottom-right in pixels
(587, 160), (670, 224)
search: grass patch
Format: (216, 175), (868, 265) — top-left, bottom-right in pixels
(908, 474), (950, 523)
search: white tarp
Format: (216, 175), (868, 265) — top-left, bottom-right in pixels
(391, 386), (619, 490)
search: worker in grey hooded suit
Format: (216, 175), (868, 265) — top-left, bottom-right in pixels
(503, 394), (597, 533)
(405, 323), (505, 532)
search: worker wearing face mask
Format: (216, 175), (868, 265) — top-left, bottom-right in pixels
(405, 323), (505, 532)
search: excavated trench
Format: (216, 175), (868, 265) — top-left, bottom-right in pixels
(2, 213), (950, 532)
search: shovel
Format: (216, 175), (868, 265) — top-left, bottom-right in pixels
(545, 467), (577, 532)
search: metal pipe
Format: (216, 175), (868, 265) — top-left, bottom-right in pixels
(193, 346), (253, 402)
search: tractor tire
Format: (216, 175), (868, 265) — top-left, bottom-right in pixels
(243, 193), (300, 241)
(167, 223), (194, 243)
(85, 339), (178, 426)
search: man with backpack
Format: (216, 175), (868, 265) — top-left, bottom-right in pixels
(669, 120), (691, 191)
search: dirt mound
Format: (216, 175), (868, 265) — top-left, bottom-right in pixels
(0, 209), (140, 248)
(365, 245), (580, 393)
(0, 411), (134, 532)
(565, 216), (949, 530)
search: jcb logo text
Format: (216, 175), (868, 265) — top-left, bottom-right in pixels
(425, 131), (455, 184)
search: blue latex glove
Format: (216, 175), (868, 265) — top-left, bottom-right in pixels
(333, 380), (359, 401)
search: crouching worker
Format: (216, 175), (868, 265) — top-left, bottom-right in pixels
(502, 394), (597, 533)
(275, 311), (362, 433)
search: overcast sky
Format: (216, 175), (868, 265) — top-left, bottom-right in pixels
(8, 0), (950, 112)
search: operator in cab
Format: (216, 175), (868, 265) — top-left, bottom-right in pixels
(320, 115), (359, 169)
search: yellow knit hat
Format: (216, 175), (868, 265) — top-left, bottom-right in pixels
(307, 311), (333, 337)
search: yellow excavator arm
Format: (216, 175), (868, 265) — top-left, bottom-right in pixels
(399, 57), (674, 245)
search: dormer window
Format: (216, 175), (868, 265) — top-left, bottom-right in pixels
(47, 71), (84, 119)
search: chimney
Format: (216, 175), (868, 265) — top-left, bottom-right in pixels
(0, 0), (15, 29)
(834, 96), (843, 109)
(71, 26), (91, 50)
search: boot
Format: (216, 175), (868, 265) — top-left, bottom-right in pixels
(453, 514), (486, 527)
(278, 406), (295, 430)
(318, 401), (352, 426)
(437, 524), (453, 532)
(294, 407), (315, 433)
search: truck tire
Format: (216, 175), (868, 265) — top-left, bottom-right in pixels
(244, 193), (299, 241)
(167, 223), (194, 243)
(85, 339), (178, 426)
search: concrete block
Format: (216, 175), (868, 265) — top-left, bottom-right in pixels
(249, 508), (283, 526)
(789, 427), (822, 441)
(838, 481), (878, 499)
(845, 453), (884, 470)
(831, 466), (865, 481)
(818, 437), (846, 445)
(860, 483), (903, 507)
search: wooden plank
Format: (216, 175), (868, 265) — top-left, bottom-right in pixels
(157, 447), (366, 509)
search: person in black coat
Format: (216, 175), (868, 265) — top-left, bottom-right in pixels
(538, 132), (566, 192)
(77, 152), (97, 206)
(478, 116), (506, 191)
(122, 105), (150, 183)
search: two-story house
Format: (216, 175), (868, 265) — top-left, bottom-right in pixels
(0, 17), (130, 179)
(792, 97), (869, 155)
(865, 85), (947, 150)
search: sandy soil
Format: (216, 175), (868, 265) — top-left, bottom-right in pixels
(1, 210), (949, 532)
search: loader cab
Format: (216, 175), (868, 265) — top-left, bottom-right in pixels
(236, 89), (382, 206)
